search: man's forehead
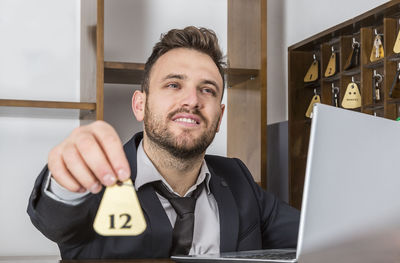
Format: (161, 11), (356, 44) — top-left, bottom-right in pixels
(150, 48), (223, 86)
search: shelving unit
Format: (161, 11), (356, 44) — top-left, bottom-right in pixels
(0, 0), (99, 121)
(1, 0), (267, 186)
(288, 0), (400, 209)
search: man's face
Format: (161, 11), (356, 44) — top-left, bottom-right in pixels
(141, 48), (225, 159)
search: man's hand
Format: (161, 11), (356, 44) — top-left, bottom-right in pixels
(48, 121), (131, 194)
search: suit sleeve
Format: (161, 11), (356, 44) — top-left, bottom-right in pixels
(27, 165), (100, 246)
(234, 159), (300, 249)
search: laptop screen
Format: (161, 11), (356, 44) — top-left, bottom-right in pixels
(297, 104), (400, 257)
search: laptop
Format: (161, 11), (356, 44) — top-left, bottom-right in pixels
(172, 104), (400, 262)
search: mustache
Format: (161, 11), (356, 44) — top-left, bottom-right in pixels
(167, 108), (206, 123)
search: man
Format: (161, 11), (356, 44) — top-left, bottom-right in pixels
(28, 26), (299, 259)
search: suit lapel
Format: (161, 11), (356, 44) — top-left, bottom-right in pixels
(123, 132), (173, 256)
(209, 166), (239, 252)
(137, 184), (173, 256)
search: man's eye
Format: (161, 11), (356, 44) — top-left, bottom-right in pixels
(202, 88), (216, 95)
(167, 83), (179, 89)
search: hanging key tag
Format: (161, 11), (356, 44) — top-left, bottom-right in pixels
(370, 31), (384, 62)
(324, 47), (337, 77)
(393, 19), (400, 53)
(344, 38), (360, 70)
(342, 78), (361, 109)
(305, 89), (321, 118)
(390, 63), (400, 98)
(304, 54), (319, 83)
(372, 70), (383, 102)
(331, 83), (340, 107)
(93, 179), (147, 236)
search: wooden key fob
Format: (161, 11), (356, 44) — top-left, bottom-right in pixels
(342, 81), (361, 109)
(325, 47), (337, 77)
(370, 34), (384, 62)
(305, 91), (321, 118)
(304, 55), (319, 83)
(393, 29), (400, 54)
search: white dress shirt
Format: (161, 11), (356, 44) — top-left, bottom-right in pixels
(44, 140), (220, 255)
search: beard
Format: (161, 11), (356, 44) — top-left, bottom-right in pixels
(144, 101), (220, 160)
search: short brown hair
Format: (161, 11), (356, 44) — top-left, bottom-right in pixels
(141, 26), (225, 98)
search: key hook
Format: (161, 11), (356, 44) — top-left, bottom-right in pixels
(373, 70), (383, 82)
(331, 83), (339, 93)
(352, 38), (360, 48)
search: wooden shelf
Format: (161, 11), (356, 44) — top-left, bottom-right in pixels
(387, 97), (400, 104)
(104, 61), (259, 87)
(303, 82), (320, 89)
(322, 73), (341, 82)
(225, 68), (259, 87)
(387, 53), (400, 62)
(342, 67), (361, 76)
(104, 61), (145, 85)
(364, 59), (384, 69)
(0, 99), (96, 110)
(363, 102), (384, 110)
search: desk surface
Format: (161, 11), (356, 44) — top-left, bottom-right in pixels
(0, 256), (174, 263)
(61, 260), (174, 263)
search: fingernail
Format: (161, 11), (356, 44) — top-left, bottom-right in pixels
(103, 174), (116, 185)
(118, 169), (130, 181)
(78, 187), (87, 193)
(90, 182), (102, 194)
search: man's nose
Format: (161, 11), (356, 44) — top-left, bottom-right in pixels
(181, 86), (201, 109)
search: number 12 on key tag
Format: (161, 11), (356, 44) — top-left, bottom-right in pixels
(93, 179), (147, 236)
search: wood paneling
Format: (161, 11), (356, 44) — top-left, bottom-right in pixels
(227, 0), (266, 186)
(227, 79), (262, 183)
(228, 0), (261, 69)
(96, 0), (104, 121)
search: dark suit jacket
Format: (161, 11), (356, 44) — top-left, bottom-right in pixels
(27, 132), (299, 259)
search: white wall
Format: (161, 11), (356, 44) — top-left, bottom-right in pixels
(0, 0), (81, 256)
(267, 0), (389, 124)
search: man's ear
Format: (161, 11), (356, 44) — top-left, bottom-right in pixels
(216, 104), (225, 132)
(132, 90), (146, 122)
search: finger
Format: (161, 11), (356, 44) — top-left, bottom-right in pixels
(75, 133), (118, 186)
(48, 147), (86, 193)
(61, 144), (102, 194)
(90, 121), (131, 181)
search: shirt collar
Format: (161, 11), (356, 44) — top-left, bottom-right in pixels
(135, 140), (212, 196)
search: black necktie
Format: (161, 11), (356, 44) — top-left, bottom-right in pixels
(152, 181), (204, 256)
